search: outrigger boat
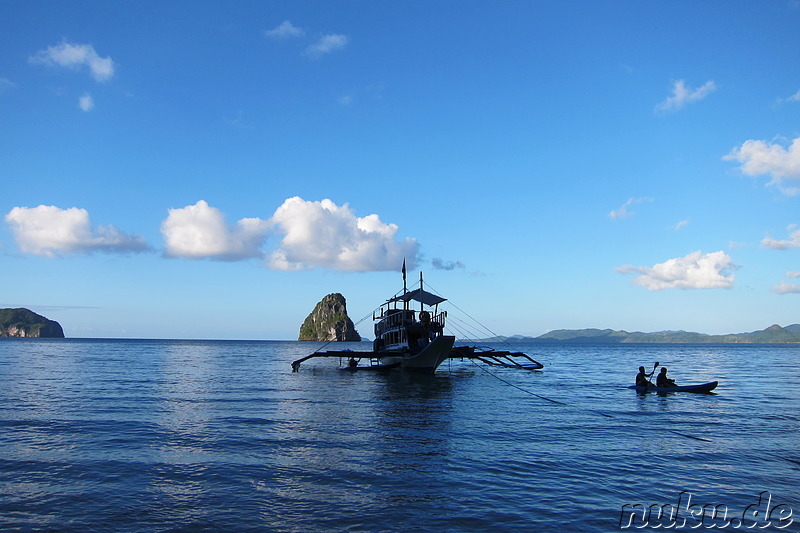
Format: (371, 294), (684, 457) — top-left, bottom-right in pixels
(291, 271), (544, 374)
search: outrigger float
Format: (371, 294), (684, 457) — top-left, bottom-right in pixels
(291, 271), (544, 375)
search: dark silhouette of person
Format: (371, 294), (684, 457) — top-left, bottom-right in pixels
(636, 366), (654, 387)
(656, 367), (676, 387)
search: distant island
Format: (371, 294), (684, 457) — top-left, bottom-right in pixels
(474, 324), (800, 344)
(0, 308), (65, 338)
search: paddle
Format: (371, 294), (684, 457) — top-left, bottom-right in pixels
(648, 361), (659, 386)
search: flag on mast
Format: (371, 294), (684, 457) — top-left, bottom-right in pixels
(401, 259), (407, 284)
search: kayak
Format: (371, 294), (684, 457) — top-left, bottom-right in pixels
(628, 381), (718, 394)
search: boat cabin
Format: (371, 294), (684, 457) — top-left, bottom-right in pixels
(373, 288), (447, 353)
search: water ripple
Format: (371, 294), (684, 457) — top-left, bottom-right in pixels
(0, 340), (798, 531)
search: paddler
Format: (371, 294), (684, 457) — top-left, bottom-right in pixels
(636, 366), (654, 387)
(656, 367), (676, 387)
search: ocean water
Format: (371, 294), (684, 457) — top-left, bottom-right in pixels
(0, 339), (798, 532)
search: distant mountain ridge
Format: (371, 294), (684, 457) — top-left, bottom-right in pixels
(473, 324), (800, 344)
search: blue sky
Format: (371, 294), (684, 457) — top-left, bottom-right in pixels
(2, 1), (799, 340)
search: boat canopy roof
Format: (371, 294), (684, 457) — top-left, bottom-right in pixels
(388, 288), (447, 306)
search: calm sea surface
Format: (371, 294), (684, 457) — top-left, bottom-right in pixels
(0, 339), (798, 532)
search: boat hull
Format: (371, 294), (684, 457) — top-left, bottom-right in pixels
(628, 381), (718, 394)
(305, 335), (456, 374)
(377, 335), (456, 374)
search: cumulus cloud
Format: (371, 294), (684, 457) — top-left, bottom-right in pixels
(609, 197), (653, 220)
(267, 197), (418, 272)
(655, 80), (716, 114)
(78, 93), (94, 111)
(161, 200), (269, 261)
(305, 34), (349, 58)
(264, 20), (305, 39)
(773, 281), (800, 295)
(5, 205), (149, 257)
(774, 271), (800, 294)
(724, 137), (800, 195)
(616, 250), (737, 291)
(264, 22), (348, 60)
(30, 41), (114, 82)
(432, 258), (465, 271)
(160, 198), (419, 271)
(762, 225), (800, 250)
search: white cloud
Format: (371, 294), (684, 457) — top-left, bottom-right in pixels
(30, 41), (114, 82)
(161, 200), (269, 261)
(762, 225), (800, 250)
(305, 34), (349, 58)
(5, 205), (148, 257)
(655, 80), (716, 113)
(674, 219), (690, 231)
(264, 20), (305, 39)
(609, 196), (653, 220)
(267, 197), (418, 272)
(160, 198), (419, 271)
(777, 90), (800, 104)
(724, 137), (800, 195)
(770, 269), (800, 295)
(78, 93), (94, 111)
(616, 250), (737, 291)
(773, 281), (800, 295)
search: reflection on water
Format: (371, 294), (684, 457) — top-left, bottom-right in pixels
(153, 341), (219, 463)
(0, 339), (798, 532)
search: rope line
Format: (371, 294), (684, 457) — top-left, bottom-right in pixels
(467, 357), (567, 405)
(310, 308), (377, 355)
(467, 356), (711, 442)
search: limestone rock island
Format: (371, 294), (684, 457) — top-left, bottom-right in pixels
(0, 308), (65, 338)
(298, 293), (361, 342)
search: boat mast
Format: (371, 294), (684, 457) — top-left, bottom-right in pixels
(419, 271), (424, 314)
(402, 259), (408, 312)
